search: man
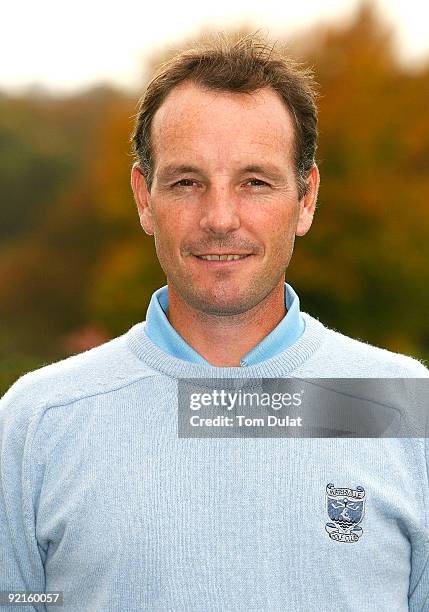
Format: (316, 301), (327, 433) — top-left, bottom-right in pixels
(1, 35), (428, 611)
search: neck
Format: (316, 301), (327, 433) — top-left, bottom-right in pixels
(166, 282), (286, 366)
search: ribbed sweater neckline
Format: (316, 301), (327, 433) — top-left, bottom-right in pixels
(126, 312), (326, 380)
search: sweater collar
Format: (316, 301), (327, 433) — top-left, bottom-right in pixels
(127, 311), (325, 380)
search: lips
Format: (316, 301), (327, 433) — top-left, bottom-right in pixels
(195, 254), (250, 261)
(192, 253), (253, 267)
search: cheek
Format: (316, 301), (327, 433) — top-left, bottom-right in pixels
(153, 205), (193, 258)
(251, 205), (297, 245)
(264, 214), (298, 267)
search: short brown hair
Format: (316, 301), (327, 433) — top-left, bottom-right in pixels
(131, 33), (318, 199)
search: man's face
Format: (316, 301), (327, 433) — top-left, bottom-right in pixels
(132, 81), (318, 316)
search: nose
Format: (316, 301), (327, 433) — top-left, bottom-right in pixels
(199, 186), (241, 236)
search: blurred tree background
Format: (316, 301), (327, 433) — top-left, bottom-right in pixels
(1, 4), (428, 394)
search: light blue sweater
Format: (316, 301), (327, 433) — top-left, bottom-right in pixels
(1, 311), (429, 611)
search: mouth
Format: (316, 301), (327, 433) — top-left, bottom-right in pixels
(195, 253), (250, 261)
(192, 253), (253, 265)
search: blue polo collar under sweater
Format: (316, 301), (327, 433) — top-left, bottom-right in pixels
(144, 282), (305, 366)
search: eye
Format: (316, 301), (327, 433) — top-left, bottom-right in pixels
(172, 178), (198, 188)
(245, 178), (270, 187)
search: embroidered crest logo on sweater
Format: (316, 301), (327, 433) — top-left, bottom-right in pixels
(325, 483), (366, 543)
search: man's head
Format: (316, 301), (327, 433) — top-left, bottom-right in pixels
(131, 34), (320, 317)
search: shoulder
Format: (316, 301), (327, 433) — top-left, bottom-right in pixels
(0, 328), (156, 420)
(302, 313), (429, 378)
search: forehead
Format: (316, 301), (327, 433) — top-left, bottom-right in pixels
(150, 81), (295, 169)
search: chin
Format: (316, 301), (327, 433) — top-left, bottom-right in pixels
(187, 288), (260, 316)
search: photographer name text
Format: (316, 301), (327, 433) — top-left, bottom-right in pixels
(189, 414), (302, 427)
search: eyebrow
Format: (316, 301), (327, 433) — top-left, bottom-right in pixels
(157, 165), (204, 182)
(240, 164), (285, 182)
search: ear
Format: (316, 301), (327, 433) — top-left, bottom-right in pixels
(296, 164), (320, 237)
(131, 162), (154, 236)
